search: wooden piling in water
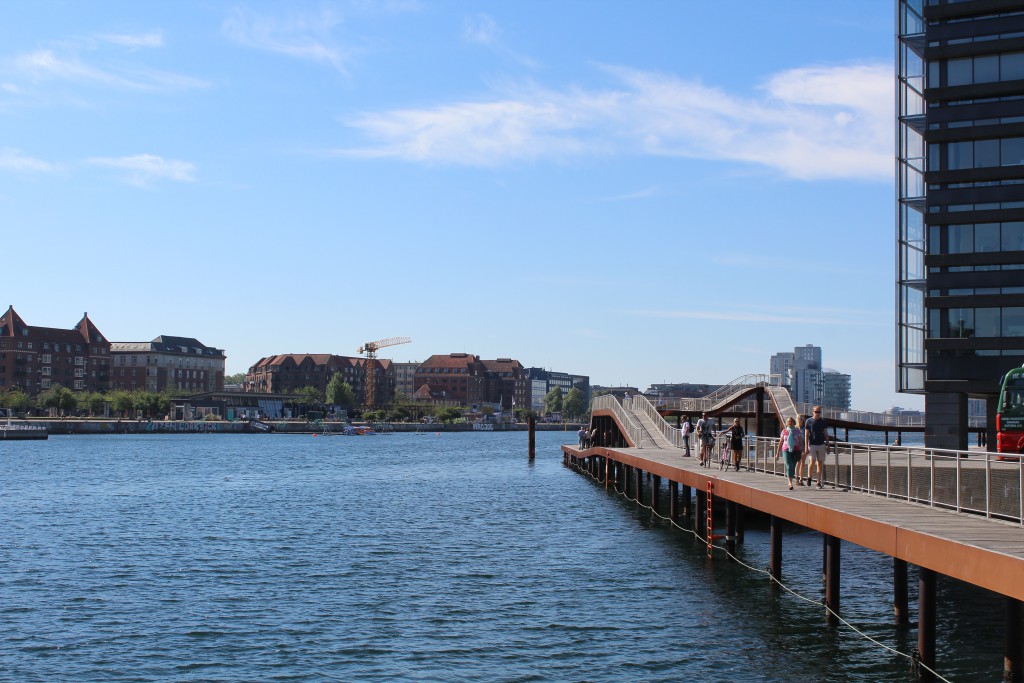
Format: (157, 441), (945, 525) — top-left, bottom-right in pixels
(1005, 597), (1022, 682)
(769, 515), (782, 582)
(528, 415), (536, 459)
(918, 568), (937, 682)
(894, 558), (909, 624)
(826, 536), (841, 626)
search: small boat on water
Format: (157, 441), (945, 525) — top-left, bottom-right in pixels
(353, 426), (376, 436)
(1, 421), (48, 440)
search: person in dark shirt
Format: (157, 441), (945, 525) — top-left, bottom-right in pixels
(803, 405), (831, 489)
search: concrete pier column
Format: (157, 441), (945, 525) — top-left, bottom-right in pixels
(635, 468), (643, 503)
(769, 515), (782, 582)
(681, 484), (692, 517)
(652, 474), (661, 514)
(918, 568), (937, 682)
(826, 535), (841, 626)
(624, 465), (632, 497)
(1006, 597), (1022, 681)
(894, 558), (909, 624)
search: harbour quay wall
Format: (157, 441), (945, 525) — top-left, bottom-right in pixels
(32, 419), (586, 435)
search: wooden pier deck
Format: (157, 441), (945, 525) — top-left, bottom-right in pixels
(563, 443), (1024, 602)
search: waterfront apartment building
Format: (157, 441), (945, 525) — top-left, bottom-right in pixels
(823, 370), (853, 411)
(897, 0), (1024, 448)
(524, 367), (590, 412)
(414, 353), (489, 407)
(0, 306), (110, 395)
(770, 345), (825, 406)
(109, 336), (226, 393)
(246, 354), (394, 406)
(413, 354), (530, 410)
(393, 361), (420, 399)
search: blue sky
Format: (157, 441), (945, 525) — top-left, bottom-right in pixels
(0, 1), (912, 411)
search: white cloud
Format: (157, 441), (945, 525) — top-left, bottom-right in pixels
(14, 48), (207, 91)
(96, 31), (164, 49)
(87, 154), (196, 185)
(462, 13), (538, 68)
(0, 148), (57, 173)
(223, 8), (350, 74)
(464, 14), (499, 45)
(337, 62), (892, 181)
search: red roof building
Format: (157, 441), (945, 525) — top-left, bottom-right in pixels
(0, 306), (111, 395)
(245, 353), (394, 405)
(414, 353), (526, 409)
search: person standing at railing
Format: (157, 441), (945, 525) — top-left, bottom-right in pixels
(804, 405), (832, 489)
(775, 416), (802, 490)
(681, 415), (692, 458)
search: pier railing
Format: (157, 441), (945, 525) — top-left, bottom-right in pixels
(656, 374), (769, 414)
(592, 395), (644, 447)
(739, 436), (1023, 525)
(629, 392), (684, 448)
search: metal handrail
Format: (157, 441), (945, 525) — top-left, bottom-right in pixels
(740, 435), (1022, 526)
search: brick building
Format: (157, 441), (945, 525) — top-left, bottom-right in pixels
(414, 353), (527, 409)
(246, 354), (394, 405)
(481, 358), (529, 410)
(0, 306), (110, 395)
(108, 336), (226, 393)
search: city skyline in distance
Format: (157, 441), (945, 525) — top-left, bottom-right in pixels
(0, 1), (912, 412)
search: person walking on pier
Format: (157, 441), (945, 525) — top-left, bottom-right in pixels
(775, 416), (802, 490)
(724, 417), (745, 471)
(696, 413), (713, 466)
(804, 406), (831, 489)
(681, 415), (692, 457)
(578, 426), (587, 449)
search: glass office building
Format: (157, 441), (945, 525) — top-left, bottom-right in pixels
(898, 0), (1024, 448)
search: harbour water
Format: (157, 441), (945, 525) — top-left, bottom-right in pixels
(0, 432), (1006, 681)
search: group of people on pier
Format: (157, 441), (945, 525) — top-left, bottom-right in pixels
(776, 405), (832, 490)
(678, 412), (745, 471)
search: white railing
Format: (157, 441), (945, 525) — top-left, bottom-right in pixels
(657, 374), (769, 415)
(591, 395), (644, 447)
(629, 393), (683, 448)
(741, 436), (1022, 526)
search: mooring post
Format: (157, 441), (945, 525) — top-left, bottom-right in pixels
(652, 474), (661, 514)
(635, 468), (644, 502)
(528, 414), (536, 460)
(918, 567), (937, 682)
(894, 558), (909, 624)
(725, 500), (737, 557)
(769, 515), (782, 582)
(1006, 597), (1022, 682)
(826, 535), (841, 626)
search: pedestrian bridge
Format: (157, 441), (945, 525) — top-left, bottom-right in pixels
(568, 392), (1024, 679)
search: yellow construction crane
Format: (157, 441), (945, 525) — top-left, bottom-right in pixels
(357, 336), (411, 410)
